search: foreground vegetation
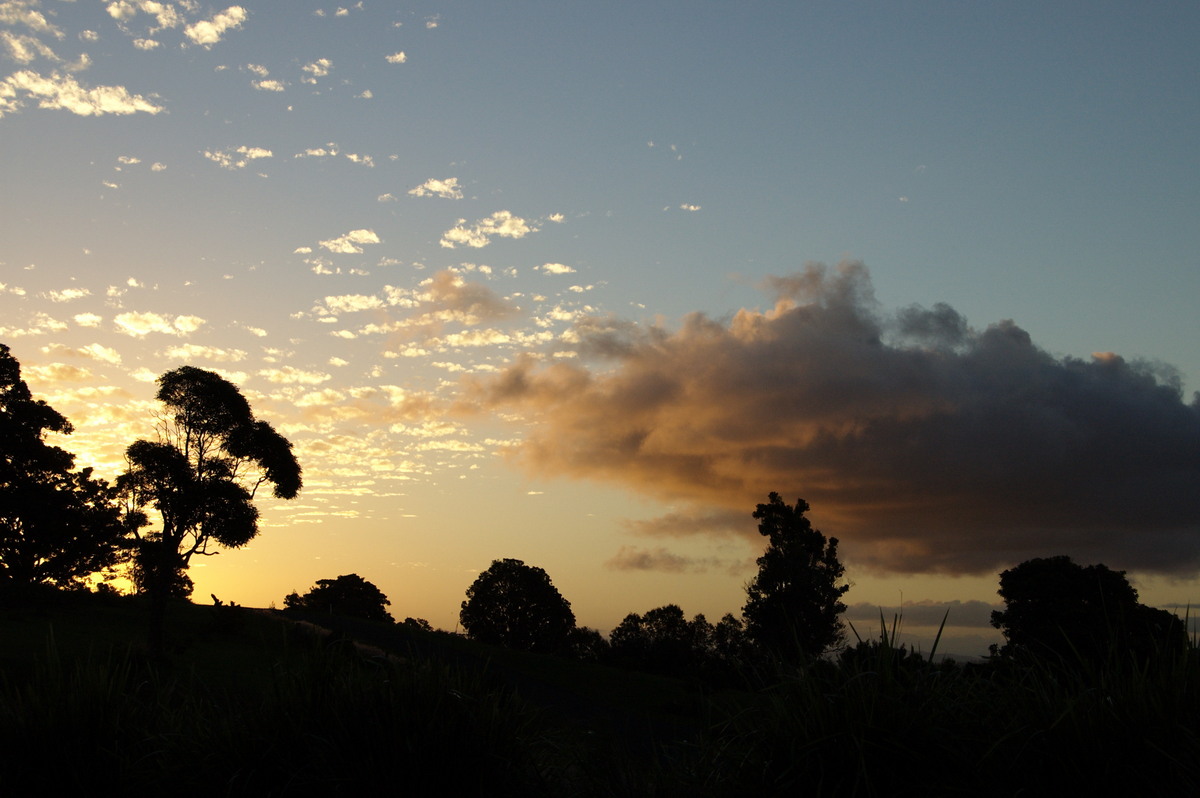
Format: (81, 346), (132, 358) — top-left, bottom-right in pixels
(3, 592), (1198, 796)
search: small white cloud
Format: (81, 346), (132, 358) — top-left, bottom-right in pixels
(293, 246), (313, 254)
(203, 145), (272, 170)
(184, 6), (248, 48)
(47, 288), (91, 302)
(318, 229), (380, 254)
(377, 193), (397, 202)
(302, 57), (332, 83)
(345, 152), (374, 167)
(356, 89), (372, 99)
(440, 210), (535, 249)
(253, 79), (285, 92)
(680, 203), (701, 212)
(408, 177), (462, 199)
(74, 313), (103, 327)
(132, 38), (160, 50)
(386, 51), (407, 64)
(245, 63), (269, 77)
(538, 263), (575, 275)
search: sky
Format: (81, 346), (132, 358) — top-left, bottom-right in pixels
(3, 1), (1199, 656)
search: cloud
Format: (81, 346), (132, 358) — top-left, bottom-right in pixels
(604, 545), (736, 575)
(386, 51), (406, 64)
(466, 261), (1200, 576)
(253, 79), (285, 92)
(202, 145), (272, 170)
(844, 600), (999, 630)
(302, 57), (332, 82)
(408, 177), (462, 200)
(318, 228), (380, 254)
(161, 343), (247, 362)
(0, 70), (164, 118)
(440, 210), (536, 249)
(183, 6), (247, 47)
(537, 263), (576, 275)
(114, 311), (204, 337)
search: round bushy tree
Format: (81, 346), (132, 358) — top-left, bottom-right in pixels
(284, 573), (393, 622)
(460, 558), (575, 652)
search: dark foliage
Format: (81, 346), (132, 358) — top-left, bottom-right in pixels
(119, 366), (301, 602)
(0, 343), (128, 590)
(991, 555), (1188, 664)
(460, 558), (575, 653)
(743, 492), (849, 660)
(284, 574), (393, 622)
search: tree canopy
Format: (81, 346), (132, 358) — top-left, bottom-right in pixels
(0, 343), (127, 590)
(285, 574), (393, 622)
(459, 558), (575, 652)
(743, 492), (849, 660)
(991, 555), (1187, 663)
(119, 366), (302, 599)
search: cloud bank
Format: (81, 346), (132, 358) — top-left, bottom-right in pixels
(467, 261), (1200, 576)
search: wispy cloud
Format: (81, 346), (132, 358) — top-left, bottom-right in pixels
(114, 311), (205, 337)
(202, 145), (272, 170)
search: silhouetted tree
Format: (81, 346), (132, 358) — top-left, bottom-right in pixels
(0, 344), (128, 593)
(743, 493), (849, 660)
(285, 573), (393, 622)
(567, 626), (610, 662)
(119, 366), (301, 647)
(402, 616), (433, 632)
(459, 558), (575, 652)
(991, 555), (1187, 664)
(611, 604), (714, 675)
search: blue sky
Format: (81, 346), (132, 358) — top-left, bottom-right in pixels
(3, 1), (1198, 654)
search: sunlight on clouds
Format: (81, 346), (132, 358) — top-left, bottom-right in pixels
(439, 211), (536, 249)
(538, 263), (576, 275)
(161, 343), (247, 362)
(386, 51), (406, 64)
(258, 366), (331, 385)
(408, 177), (462, 199)
(113, 311), (205, 337)
(0, 70), (163, 117)
(318, 229), (380, 254)
(46, 288), (91, 302)
(183, 6), (247, 48)
(203, 145), (273, 170)
(302, 57), (333, 83)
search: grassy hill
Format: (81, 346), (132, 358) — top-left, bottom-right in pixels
(3, 591), (1200, 796)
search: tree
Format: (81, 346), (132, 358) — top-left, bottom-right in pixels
(284, 574), (392, 622)
(459, 558), (575, 652)
(990, 555), (1187, 664)
(610, 604), (715, 675)
(743, 492), (849, 660)
(119, 367), (301, 610)
(0, 344), (128, 591)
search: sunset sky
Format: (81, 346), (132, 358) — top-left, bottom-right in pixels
(3, 1), (1199, 655)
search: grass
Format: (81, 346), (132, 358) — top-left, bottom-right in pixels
(3, 594), (1199, 796)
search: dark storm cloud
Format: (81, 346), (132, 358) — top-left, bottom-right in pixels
(467, 261), (1200, 576)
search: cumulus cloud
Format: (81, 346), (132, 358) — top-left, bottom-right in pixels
(385, 51), (406, 64)
(318, 228), (380, 254)
(183, 6), (247, 47)
(537, 263), (576, 275)
(202, 145), (272, 170)
(301, 57), (332, 82)
(440, 210), (536, 249)
(0, 70), (164, 118)
(466, 261), (1200, 576)
(408, 177), (462, 199)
